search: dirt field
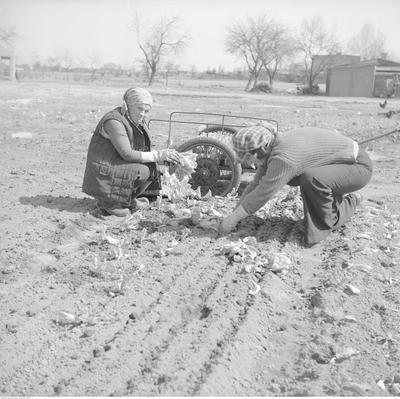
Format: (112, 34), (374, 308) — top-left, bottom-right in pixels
(1, 80), (400, 396)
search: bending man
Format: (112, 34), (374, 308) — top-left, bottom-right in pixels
(219, 124), (373, 246)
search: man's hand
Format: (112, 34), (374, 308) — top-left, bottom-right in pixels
(218, 205), (249, 234)
(219, 214), (239, 234)
(154, 149), (181, 164)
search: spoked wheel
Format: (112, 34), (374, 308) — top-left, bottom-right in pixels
(177, 136), (242, 196)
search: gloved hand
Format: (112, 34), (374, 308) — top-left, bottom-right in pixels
(218, 205), (249, 234)
(153, 149), (181, 164)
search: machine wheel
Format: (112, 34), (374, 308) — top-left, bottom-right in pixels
(200, 125), (237, 137)
(177, 137), (242, 197)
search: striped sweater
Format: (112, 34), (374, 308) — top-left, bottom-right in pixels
(239, 127), (358, 214)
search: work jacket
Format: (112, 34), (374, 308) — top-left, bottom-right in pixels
(82, 107), (159, 205)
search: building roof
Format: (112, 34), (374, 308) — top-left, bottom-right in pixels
(312, 54), (361, 63)
(328, 58), (400, 71)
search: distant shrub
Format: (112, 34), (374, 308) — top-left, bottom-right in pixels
(250, 82), (271, 93)
(297, 84), (320, 95)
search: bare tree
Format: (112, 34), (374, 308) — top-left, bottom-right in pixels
(133, 15), (189, 86)
(0, 25), (18, 47)
(261, 29), (297, 87)
(296, 16), (341, 91)
(347, 23), (387, 60)
(225, 15), (294, 91)
(225, 15), (267, 91)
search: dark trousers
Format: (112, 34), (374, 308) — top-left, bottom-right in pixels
(299, 148), (373, 245)
(98, 163), (152, 208)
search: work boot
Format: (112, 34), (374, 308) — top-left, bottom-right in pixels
(98, 200), (131, 217)
(103, 207), (131, 217)
(346, 192), (363, 207)
(131, 197), (150, 210)
(353, 192), (363, 206)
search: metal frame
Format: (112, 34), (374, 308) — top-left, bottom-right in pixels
(148, 111), (279, 147)
(358, 127), (400, 145)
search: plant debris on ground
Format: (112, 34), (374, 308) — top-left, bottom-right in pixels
(0, 81), (400, 396)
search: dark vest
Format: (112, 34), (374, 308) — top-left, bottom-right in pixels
(82, 108), (156, 205)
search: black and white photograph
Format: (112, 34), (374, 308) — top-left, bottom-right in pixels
(1, 0), (399, 396)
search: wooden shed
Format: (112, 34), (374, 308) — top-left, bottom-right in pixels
(326, 59), (400, 97)
(312, 54), (361, 84)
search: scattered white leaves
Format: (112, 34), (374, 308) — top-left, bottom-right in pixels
(350, 263), (373, 272)
(209, 208), (223, 218)
(108, 274), (126, 297)
(221, 238), (258, 261)
(174, 152), (197, 180)
(357, 233), (374, 240)
(134, 264), (145, 274)
(342, 315), (358, 323)
(172, 208), (192, 218)
(242, 236), (257, 245)
(244, 263), (256, 273)
(162, 171), (203, 202)
(344, 284), (361, 295)
(330, 347), (360, 363)
(266, 253), (292, 274)
(249, 280), (261, 296)
(343, 382), (371, 395)
(377, 380), (386, 391)
(12, 132), (34, 139)
(136, 228), (147, 244)
(100, 225), (119, 245)
(122, 213), (144, 230)
(160, 152), (201, 202)
(55, 311), (80, 326)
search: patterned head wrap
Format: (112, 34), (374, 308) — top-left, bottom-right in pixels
(123, 87), (153, 107)
(233, 122), (276, 160)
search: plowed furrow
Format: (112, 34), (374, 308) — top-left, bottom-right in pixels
(53, 233), (238, 395)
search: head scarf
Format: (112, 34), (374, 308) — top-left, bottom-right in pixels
(123, 87), (153, 107)
(232, 122), (276, 160)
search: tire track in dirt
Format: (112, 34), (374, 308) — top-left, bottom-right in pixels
(120, 239), (260, 395)
(191, 216), (316, 395)
(146, 269), (256, 396)
(145, 214), (290, 395)
(53, 213), (306, 396)
(228, 218), (353, 395)
(187, 307), (254, 395)
(124, 273), (253, 395)
(50, 229), (241, 395)
(121, 250), (238, 396)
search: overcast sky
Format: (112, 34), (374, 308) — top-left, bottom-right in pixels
(1, 0), (399, 70)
